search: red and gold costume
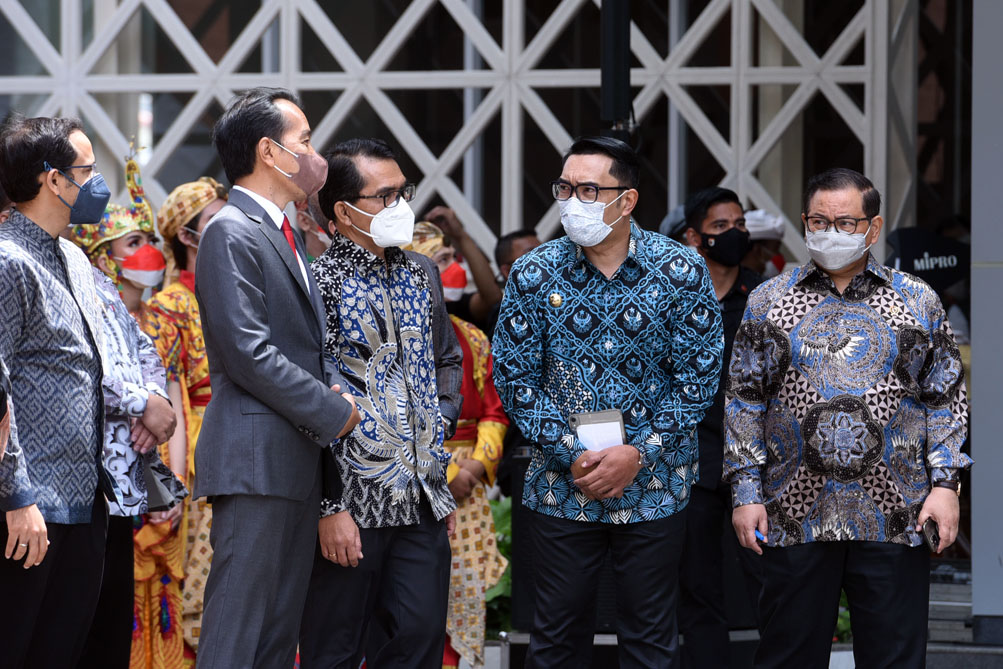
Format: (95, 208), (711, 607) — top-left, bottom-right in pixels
(134, 178), (224, 668)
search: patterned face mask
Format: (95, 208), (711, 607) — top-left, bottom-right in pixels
(559, 190), (626, 247)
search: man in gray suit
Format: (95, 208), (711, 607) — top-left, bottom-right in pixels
(193, 87), (360, 669)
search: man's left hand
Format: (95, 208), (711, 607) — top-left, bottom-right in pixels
(917, 486), (960, 553)
(573, 445), (643, 499)
(445, 511), (457, 538)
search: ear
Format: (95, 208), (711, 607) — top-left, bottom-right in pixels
(683, 226), (701, 248)
(332, 202), (354, 231)
(96, 253), (112, 275)
(867, 215), (883, 245)
(619, 188), (639, 218)
(42, 168), (61, 196)
(257, 137), (277, 168)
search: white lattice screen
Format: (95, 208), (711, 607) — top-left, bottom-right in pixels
(0, 0), (917, 261)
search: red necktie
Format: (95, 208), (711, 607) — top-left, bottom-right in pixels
(281, 215), (298, 257)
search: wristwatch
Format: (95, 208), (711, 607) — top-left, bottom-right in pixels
(933, 480), (961, 496)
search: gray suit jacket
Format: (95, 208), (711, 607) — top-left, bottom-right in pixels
(193, 188), (353, 501)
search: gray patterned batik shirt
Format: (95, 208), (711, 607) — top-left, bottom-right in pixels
(0, 210), (116, 523)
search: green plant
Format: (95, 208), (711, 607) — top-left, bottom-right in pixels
(834, 590), (852, 642)
(486, 496), (512, 637)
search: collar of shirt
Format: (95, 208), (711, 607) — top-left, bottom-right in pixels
(326, 229), (406, 272)
(796, 253), (893, 297)
(570, 219), (643, 273)
(231, 185), (286, 230)
(6, 209), (61, 251)
(721, 265), (761, 304)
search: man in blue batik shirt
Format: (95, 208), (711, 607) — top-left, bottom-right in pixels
(493, 136), (723, 668)
(725, 168), (971, 668)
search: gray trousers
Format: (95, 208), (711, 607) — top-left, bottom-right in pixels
(196, 468), (321, 669)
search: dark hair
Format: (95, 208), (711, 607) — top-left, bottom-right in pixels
(561, 136), (640, 189)
(495, 229), (539, 267)
(802, 168), (881, 219)
(317, 138), (398, 222)
(170, 215), (200, 271)
(683, 186), (742, 231)
(212, 87), (301, 185)
(0, 114), (84, 203)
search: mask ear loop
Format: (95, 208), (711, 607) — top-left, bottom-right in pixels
(268, 138), (299, 178)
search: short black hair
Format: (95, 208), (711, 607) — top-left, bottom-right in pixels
(683, 186), (742, 231)
(212, 87), (301, 185)
(0, 114), (84, 203)
(317, 138), (398, 222)
(495, 228), (539, 267)
(562, 136), (639, 189)
(802, 168), (881, 219)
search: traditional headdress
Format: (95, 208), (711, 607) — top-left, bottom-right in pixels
(403, 221), (468, 301)
(157, 177), (227, 281)
(157, 177), (226, 242)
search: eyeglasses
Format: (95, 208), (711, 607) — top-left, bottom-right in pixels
(803, 215), (872, 234)
(354, 183), (416, 209)
(551, 181), (628, 204)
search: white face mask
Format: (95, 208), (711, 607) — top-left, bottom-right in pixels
(559, 191), (626, 247)
(343, 199), (415, 248)
(804, 223), (873, 271)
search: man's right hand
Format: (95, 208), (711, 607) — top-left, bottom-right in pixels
(334, 389), (361, 439)
(733, 503), (768, 555)
(5, 504), (48, 568)
(319, 511), (363, 567)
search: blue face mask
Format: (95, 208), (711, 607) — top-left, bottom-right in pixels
(44, 161), (112, 225)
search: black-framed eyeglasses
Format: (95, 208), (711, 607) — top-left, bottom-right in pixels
(551, 180), (628, 204)
(353, 183), (416, 209)
(803, 215), (872, 235)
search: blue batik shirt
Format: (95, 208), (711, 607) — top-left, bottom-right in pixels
(493, 222), (723, 524)
(0, 210), (117, 523)
(312, 233), (463, 529)
(723, 255), (971, 547)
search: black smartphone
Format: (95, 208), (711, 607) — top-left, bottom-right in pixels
(922, 518), (940, 552)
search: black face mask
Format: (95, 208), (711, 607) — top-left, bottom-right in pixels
(701, 227), (750, 267)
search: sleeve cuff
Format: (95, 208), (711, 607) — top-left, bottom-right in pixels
(0, 489), (38, 513)
(929, 467), (962, 485)
(563, 437), (588, 470)
(730, 472), (765, 507)
(319, 497), (345, 518)
(630, 430), (666, 467)
(122, 383), (150, 418)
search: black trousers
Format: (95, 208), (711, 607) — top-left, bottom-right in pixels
(756, 541), (930, 669)
(299, 498), (451, 669)
(78, 514), (136, 669)
(0, 492), (107, 669)
(678, 483), (762, 668)
(525, 509), (687, 669)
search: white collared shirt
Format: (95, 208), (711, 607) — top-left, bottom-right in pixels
(232, 185), (310, 293)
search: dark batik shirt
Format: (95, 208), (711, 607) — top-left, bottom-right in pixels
(723, 255), (971, 547)
(493, 223), (723, 524)
(0, 210), (116, 523)
(312, 233), (462, 528)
